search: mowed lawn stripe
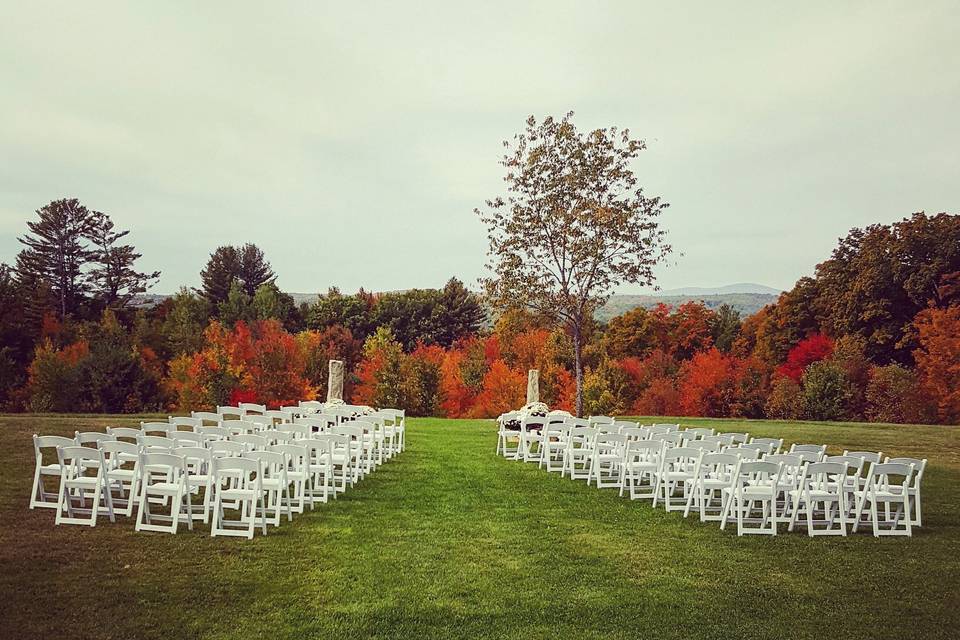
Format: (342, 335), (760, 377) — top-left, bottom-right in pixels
(0, 415), (958, 639)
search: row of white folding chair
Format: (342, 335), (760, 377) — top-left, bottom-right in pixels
(519, 425), (918, 538)
(624, 442), (920, 536)
(35, 437), (354, 537)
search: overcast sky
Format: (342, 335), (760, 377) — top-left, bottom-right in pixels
(1, 1), (957, 294)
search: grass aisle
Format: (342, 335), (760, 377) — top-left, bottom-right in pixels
(1, 415), (959, 639)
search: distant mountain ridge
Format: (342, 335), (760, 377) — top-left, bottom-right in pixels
(133, 284), (781, 320)
(596, 292), (778, 321)
(654, 283), (781, 296)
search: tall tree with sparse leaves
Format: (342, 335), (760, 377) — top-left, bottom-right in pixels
(477, 113), (671, 416)
(88, 214), (160, 309)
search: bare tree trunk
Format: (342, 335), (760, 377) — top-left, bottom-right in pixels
(573, 326), (584, 418)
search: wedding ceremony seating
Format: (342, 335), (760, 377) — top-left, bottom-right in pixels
(30, 398), (407, 538)
(496, 410), (923, 538)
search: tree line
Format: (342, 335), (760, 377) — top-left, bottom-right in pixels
(1, 198), (957, 423)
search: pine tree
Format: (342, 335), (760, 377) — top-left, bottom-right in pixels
(88, 215), (161, 309)
(15, 198), (101, 318)
(200, 243), (275, 304)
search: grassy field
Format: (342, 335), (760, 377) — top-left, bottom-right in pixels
(1, 414), (958, 639)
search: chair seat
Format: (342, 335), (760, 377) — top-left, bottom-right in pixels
(147, 482), (184, 494)
(220, 488), (258, 500)
(790, 489), (841, 500)
(107, 469), (136, 480)
(853, 489), (905, 500)
(627, 462), (658, 471)
(40, 463), (62, 474)
(64, 476), (99, 488)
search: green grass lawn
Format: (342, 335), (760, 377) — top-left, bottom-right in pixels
(1, 414), (958, 639)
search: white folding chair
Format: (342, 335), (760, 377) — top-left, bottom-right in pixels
(685, 452), (739, 522)
(216, 405), (244, 420)
(138, 434), (176, 453)
(171, 431), (204, 447)
(55, 446), (115, 527)
(750, 437), (783, 454)
(135, 452), (192, 534)
(331, 425), (365, 483)
(271, 443), (309, 514)
(30, 435), (75, 509)
(853, 462), (915, 537)
(883, 457), (927, 527)
(247, 450), (292, 526)
(679, 427), (714, 444)
(762, 453), (805, 521)
(519, 416), (545, 464)
(195, 425), (231, 442)
(620, 440), (663, 501)
(720, 460), (783, 536)
(718, 432), (749, 445)
(723, 444), (764, 461)
(539, 421), (571, 472)
(825, 454), (866, 517)
(654, 447), (700, 512)
(590, 433), (627, 488)
(650, 432), (683, 449)
(613, 420), (639, 434)
(140, 421), (172, 437)
(562, 426), (597, 481)
(191, 411), (221, 426)
(496, 412), (522, 458)
(101, 440), (141, 517)
(302, 437), (336, 504)
(277, 423), (312, 441)
(106, 427), (142, 446)
(788, 461), (849, 536)
(168, 416), (202, 432)
(789, 443), (827, 459)
(222, 419), (257, 436)
(385, 408), (406, 453)
(174, 446), (213, 524)
(239, 402), (267, 416)
(230, 433), (269, 451)
(210, 457), (267, 539)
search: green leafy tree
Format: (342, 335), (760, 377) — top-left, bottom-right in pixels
(78, 311), (159, 413)
(15, 198), (102, 319)
(307, 288), (377, 339)
(200, 243), (276, 304)
(710, 304), (741, 352)
(218, 281), (255, 326)
(477, 113), (671, 416)
(252, 282), (298, 327)
(601, 306), (656, 359)
(434, 278), (486, 347)
(801, 360), (852, 421)
(162, 288), (212, 355)
(815, 212), (960, 363)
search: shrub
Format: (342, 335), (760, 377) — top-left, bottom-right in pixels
(801, 360), (851, 421)
(765, 377), (803, 420)
(865, 364), (933, 424)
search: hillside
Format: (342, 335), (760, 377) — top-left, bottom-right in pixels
(597, 292), (778, 322)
